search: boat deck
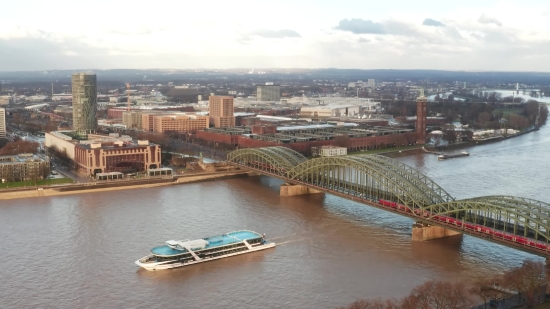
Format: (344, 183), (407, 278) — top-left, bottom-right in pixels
(151, 230), (262, 256)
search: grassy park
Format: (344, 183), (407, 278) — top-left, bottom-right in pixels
(0, 178), (74, 189)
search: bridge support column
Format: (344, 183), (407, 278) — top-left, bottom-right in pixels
(411, 222), (462, 241)
(280, 184), (323, 196)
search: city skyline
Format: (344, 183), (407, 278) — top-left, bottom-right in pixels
(1, 0), (549, 71)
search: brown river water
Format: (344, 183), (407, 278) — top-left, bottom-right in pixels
(1, 125), (549, 309)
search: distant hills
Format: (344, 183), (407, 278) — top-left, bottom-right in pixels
(1, 69), (550, 84)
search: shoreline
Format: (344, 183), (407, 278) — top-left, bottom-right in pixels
(0, 170), (254, 201)
(383, 127), (540, 158)
(0, 127), (541, 200)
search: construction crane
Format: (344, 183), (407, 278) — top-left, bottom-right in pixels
(126, 83), (131, 111)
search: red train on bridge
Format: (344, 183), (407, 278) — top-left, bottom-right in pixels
(240, 160), (550, 253)
(378, 199), (550, 252)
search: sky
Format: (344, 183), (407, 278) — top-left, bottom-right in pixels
(1, 0), (549, 71)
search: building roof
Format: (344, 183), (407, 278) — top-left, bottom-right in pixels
(0, 154), (47, 165)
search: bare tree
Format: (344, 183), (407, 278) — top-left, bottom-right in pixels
(503, 259), (546, 308)
(478, 112), (491, 127)
(470, 276), (506, 309)
(521, 260), (546, 308)
(337, 299), (400, 309)
(409, 281), (472, 309)
(339, 281), (472, 309)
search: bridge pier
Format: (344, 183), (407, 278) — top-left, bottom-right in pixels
(411, 222), (462, 241)
(280, 184), (323, 197)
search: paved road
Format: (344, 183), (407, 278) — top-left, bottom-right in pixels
(473, 293), (547, 309)
(51, 159), (93, 183)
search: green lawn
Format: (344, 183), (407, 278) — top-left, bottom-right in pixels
(494, 107), (522, 116)
(0, 178), (74, 189)
(347, 144), (423, 156)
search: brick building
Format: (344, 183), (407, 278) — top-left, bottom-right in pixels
(196, 124), (416, 156)
(74, 140), (161, 176)
(45, 131), (162, 176)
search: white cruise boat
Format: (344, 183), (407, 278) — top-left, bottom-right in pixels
(135, 230), (276, 271)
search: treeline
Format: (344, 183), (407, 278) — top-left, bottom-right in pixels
(385, 101), (548, 130)
(338, 259), (546, 309)
(0, 140), (39, 155)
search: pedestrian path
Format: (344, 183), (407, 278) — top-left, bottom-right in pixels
(473, 294), (547, 309)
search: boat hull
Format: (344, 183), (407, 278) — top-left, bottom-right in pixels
(136, 242), (276, 271)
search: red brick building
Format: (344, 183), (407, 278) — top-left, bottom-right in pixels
(74, 140), (161, 175)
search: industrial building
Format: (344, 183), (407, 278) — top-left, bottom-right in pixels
(45, 131), (161, 176)
(300, 105), (361, 117)
(209, 96), (235, 127)
(256, 83), (280, 101)
(196, 123), (416, 155)
(72, 73), (97, 135)
(0, 154), (50, 182)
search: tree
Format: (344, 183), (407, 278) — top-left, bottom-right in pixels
(0, 140), (40, 155)
(502, 259), (546, 308)
(409, 281), (471, 309)
(339, 281), (472, 309)
(539, 105), (548, 126)
(337, 299), (400, 309)
(478, 112), (491, 127)
(470, 277), (506, 309)
(443, 129), (457, 144)
(520, 260), (546, 308)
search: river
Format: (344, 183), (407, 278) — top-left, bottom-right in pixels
(1, 125), (549, 309)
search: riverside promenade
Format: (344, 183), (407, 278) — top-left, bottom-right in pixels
(0, 170), (253, 201)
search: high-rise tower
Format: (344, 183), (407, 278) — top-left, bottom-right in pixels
(416, 88), (427, 144)
(209, 96), (235, 128)
(72, 73), (97, 135)
(0, 108), (6, 140)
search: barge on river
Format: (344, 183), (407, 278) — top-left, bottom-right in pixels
(438, 151), (470, 160)
(135, 230), (275, 270)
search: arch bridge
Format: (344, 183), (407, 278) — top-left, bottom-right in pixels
(227, 146), (550, 257)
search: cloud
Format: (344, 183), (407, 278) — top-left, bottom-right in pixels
(422, 18), (445, 27)
(478, 13), (502, 26)
(250, 29), (301, 39)
(358, 38), (370, 43)
(334, 19), (385, 34)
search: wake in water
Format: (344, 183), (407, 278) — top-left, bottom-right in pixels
(268, 233), (296, 241)
(276, 237), (310, 246)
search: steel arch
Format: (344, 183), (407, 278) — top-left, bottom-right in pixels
(286, 155), (442, 209)
(226, 146), (550, 251)
(350, 155), (454, 204)
(425, 196), (550, 243)
(226, 147), (307, 176)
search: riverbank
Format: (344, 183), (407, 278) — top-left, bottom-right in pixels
(383, 127), (541, 158)
(0, 170), (253, 201)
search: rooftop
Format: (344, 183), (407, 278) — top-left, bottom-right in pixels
(150, 230), (262, 257)
(0, 154), (48, 165)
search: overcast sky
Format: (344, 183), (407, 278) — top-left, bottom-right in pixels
(1, 0), (549, 71)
